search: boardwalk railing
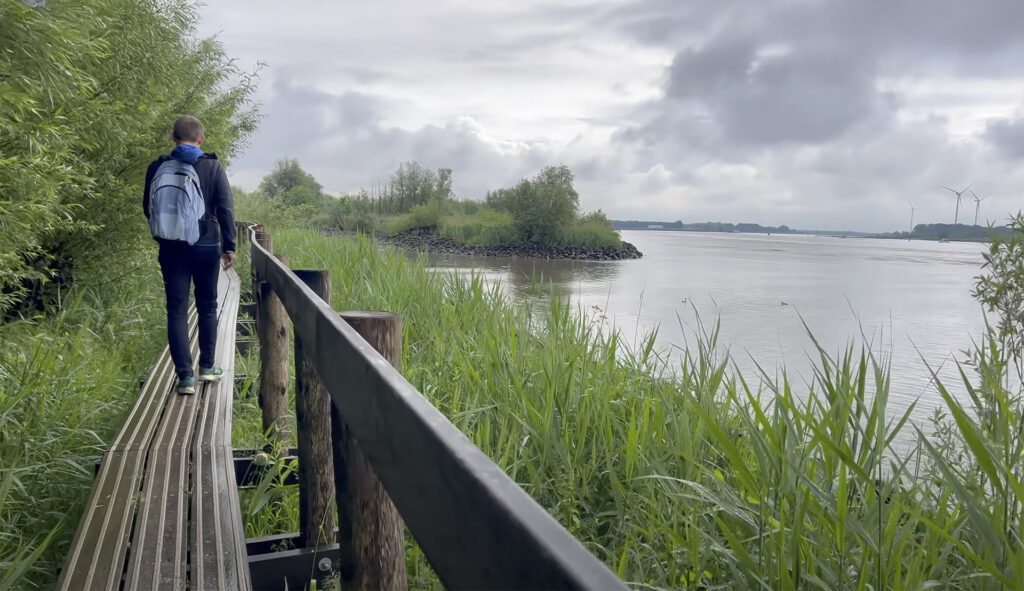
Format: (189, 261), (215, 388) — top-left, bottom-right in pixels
(243, 223), (627, 590)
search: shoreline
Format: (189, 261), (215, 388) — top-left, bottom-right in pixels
(363, 231), (644, 260)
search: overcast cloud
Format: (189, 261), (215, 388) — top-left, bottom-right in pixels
(198, 0), (1024, 231)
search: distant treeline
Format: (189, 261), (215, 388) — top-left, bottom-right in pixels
(612, 220), (795, 234)
(237, 160), (626, 249)
(878, 223), (1020, 242)
(613, 219), (1022, 242)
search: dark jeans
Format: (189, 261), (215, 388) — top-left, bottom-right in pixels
(158, 241), (220, 379)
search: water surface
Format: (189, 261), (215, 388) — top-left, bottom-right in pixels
(426, 230), (987, 428)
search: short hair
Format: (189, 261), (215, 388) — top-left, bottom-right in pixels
(172, 115), (204, 142)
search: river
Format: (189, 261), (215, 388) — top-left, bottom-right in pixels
(425, 230), (989, 428)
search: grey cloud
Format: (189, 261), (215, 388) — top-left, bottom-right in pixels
(986, 116), (1024, 159)
(614, 0), (1024, 149)
(667, 40), (881, 144)
(200, 0), (1024, 231)
(617, 0), (1024, 66)
(605, 0), (1024, 230)
(228, 81), (558, 199)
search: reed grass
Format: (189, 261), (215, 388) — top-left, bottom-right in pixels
(247, 228), (1024, 590)
(0, 267), (165, 589)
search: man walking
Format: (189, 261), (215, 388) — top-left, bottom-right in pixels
(144, 115), (236, 394)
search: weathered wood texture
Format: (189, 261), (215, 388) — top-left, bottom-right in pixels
(335, 312), (407, 590)
(248, 543), (341, 591)
(294, 269), (336, 549)
(249, 227), (626, 590)
(191, 272), (251, 591)
(56, 304), (200, 591)
(57, 270), (250, 591)
(258, 254), (290, 443)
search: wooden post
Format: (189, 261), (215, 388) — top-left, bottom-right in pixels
(235, 222), (250, 245)
(251, 224), (271, 336)
(253, 224), (269, 251)
(258, 254), (290, 444)
(294, 270), (335, 549)
(334, 312), (407, 591)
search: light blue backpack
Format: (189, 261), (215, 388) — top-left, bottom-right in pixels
(148, 159), (206, 244)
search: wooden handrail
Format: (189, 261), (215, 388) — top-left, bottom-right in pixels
(241, 222), (626, 590)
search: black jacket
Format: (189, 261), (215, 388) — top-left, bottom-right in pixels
(143, 152), (236, 252)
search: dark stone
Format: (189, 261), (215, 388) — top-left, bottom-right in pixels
(364, 230), (644, 261)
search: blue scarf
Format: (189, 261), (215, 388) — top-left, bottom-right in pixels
(170, 144), (204, 164)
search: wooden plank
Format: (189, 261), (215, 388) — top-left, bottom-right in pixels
(191, 270), (252, 591)
(124, 276), (231, 589)
(251, 230), (627, 589)
(54, 450), (145, 590)
(57, 316), (201, 591)
(259, 254), (291, 443)
(107, 307), (198, 453)
(122, 370), (201, 589)
(244, 530), (328, 556)
(293, 270), (335, 548)
(334, 312), (405, 590)
(234, 452), (299, 488)
(248, 544), (341, 591)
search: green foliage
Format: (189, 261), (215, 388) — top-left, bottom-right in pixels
(0, 0), (259, 317)
(973, 213), (1024, 369)
(563, 210), (622, 248)
(267, 228), (1024, 590)
(879, 223), (1019, 242)
(233, 161), (626, 250)
(0, 273), (165, 589)
(374, 161), (452, 215)
(387, 202), (442, 235)
(440, 210), (517, 246)
(234, 187), (324, 230)
(327, 191), (382, 233)
(259, 158), (326, 209)
(445, 198), (481, 217)
(487, 165), (580, 243)
(235, 160), (342, 229)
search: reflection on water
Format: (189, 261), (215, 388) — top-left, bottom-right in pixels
(420, 231), (990, 434)
(424, 252), (623, 301)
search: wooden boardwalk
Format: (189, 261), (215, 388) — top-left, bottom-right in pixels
(56, 268), (248, 591)
(56, 222), (627, 590)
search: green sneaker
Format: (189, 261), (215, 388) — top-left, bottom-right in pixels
(198, 366), (225, 382)
(177, 376), (196, 395)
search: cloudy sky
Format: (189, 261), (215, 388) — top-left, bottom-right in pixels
(197, 0), (1024, 232)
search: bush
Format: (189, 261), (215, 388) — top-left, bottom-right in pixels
(444, 199), (482, 216)
(562, 211), (623, 248)
(341, 212), (379, 234)
(259, 159), (327, 209)
(487, 165), (579, 244)
(234, 188), (323, 230)
(0, 276), (165, 588)
(441, 210), (517, 246)
(386, 202), (442, 235)
(0, 0), (258, 317)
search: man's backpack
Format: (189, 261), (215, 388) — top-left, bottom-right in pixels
(148, 159), (206, 244)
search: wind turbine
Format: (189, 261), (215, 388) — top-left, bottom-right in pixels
(942, 182), (975, 225)
(908, 201), (916, 235)
(971, 190), (988, 226)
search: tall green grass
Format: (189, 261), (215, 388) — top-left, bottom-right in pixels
(0, 269), (165, 589)
(259, 229), (1024, 590)
(440, 209), (517, 246)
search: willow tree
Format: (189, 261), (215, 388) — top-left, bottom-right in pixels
(0, 0), (259, 317)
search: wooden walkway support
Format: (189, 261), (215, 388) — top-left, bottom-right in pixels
(56, 268), (249, 591)
(57, 220), (626, 591)
(246, 222), (627, 590)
